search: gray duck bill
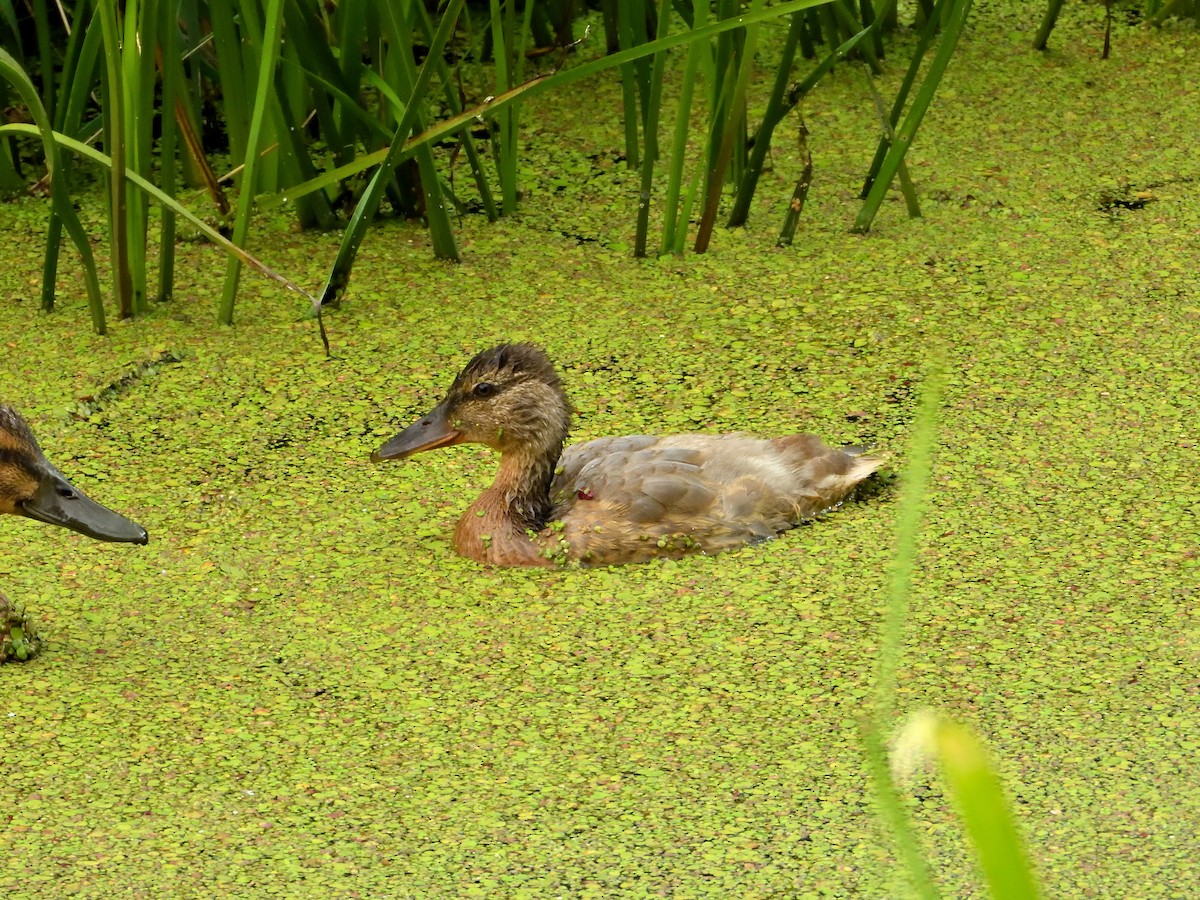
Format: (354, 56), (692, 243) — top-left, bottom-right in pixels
(23, 470), (149, 544)
(372, 404), (464, 463)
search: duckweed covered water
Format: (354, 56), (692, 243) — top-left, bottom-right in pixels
(1, 6), (1197, 896)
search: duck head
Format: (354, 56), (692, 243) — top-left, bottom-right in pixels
(372, 343), (572, 463)
(0, 406), (148, 544)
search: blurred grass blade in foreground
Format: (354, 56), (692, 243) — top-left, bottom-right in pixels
(893, 711), (1044, 899)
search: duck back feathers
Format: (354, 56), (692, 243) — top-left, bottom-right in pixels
(548, 432), (884, 565)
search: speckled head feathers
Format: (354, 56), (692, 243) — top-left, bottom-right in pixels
(0, 404), (43, 456)
(421, 343), (572, 458)
(447, 343), (562, 399)
(372, 343), (573, 464)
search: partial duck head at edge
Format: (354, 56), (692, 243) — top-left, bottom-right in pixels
(0, 405), (148, 544)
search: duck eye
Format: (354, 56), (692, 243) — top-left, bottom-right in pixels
(472, 382), (495, 398)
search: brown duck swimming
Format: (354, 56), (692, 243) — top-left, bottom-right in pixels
(373, 344), (884, 566)
(1, 404), (148, 659)
(0, 405), (148, 544)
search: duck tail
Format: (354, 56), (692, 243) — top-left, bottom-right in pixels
(846, 450), (888, 482)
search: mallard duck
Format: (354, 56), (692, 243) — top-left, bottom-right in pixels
(0, 405), (148, 543)
(1, 404), (148, 660)
(372, 344), (884, 566)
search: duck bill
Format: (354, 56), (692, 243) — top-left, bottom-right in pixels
(371, 404), (464, 463)
(23, 469), (149, 544)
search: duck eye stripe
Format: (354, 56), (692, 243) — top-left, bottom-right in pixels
(0, 447), (42, 481)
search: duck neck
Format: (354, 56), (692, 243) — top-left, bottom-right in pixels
(488, 445), (560, 532)
(454, 444), (562, 565)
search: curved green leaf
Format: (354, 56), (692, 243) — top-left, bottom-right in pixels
(218, 0), (288, 325)
(0, 123), (319, 310)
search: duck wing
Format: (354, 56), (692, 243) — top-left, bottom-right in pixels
(548, 433), (883, 564)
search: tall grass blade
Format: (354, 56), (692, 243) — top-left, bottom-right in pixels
(267, 1), (829, 216)
(634, 0), (672, 257)
(659, 0), (708, 254)
(42, 1), (104, 316)
(775, 115), (811, 246)
(1032, 0), (1065, 49)
(629, 1), (655, 164)
(749, 22), (871, 235)
(861, 0), (887, 56)
(729, 10), (804, 229)
(96, 0), (133, 318)
(706, 0), (742, 190)
(218, 0), (287, 325)
(121, 0), (159, 315)
(863, 356), (944, 898)
(893, 713), (1044, 899)
(854, 0), (972, 233)
(863, 728), (941, 899)
(873, 357), (942, 721)
(489, 0), (519, 211)
(164, 5), (231, 215)
(612, 0), (642, 167)
(488, 0), (533, 214)
(206, 1), (250, 168)
(832, 0), (881, 73)
(411, 0), (498, 221)
(380, 0), (458, 260)
(30, 0), (55, 118)
(270, 45), (337, 231)
(858, 0), (947, 200)
(0, 0), (19, 39)
(1, 124), (320, 312)
(318, 0), (466, 308)
(0, 48), (106, 333)
(0, 130), (21, 196)
(673, 164), (705, 255)
(695, 0), (764, 253)
(817, 3), (840, 53)
(1146, 0), (1190, 26)
(281, 0), (354, 168)
(864, 68), (920, 218)
(156, 11), (179, 303)
(334, 0), (368, 134)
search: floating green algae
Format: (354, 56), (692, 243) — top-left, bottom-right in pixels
(0, 8), (1197, 897)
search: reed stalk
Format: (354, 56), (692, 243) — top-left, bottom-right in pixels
(1032, 0), (1065, 49)
(695, 0), (764, 253)
(156, 9), (179, 303)
(218, 0), (287, 325)
(318, 0), (466, 308)
(862, 357), (944, 899)
(0, 48), (106, 332)
(855, 0), (973, 232)
(96, 0), (133, 318)
(659, 0), (708, 254)
(381, 2), (458, 260)
(728, 10), (804, 229)
(634, 0), (672, 257)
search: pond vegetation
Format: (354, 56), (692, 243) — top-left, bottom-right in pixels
(0, 1), (1197, 895)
